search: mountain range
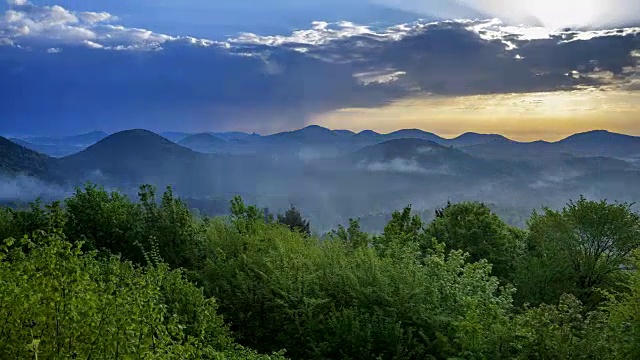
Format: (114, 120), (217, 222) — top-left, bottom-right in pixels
(8, 131), (110, 158)
(162, 126), (640, 161)
(9, 126), (640, 161)
(462, 130), (640, 160)
(2, 126), (640, 231)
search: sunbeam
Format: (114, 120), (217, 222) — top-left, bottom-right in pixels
(374, 0), (640, 29)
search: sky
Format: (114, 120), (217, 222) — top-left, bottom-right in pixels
(1, 0), (640, 140)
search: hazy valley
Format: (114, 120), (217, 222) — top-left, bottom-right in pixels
(3, 125), (639, 232)
(4, 0), (640, 357)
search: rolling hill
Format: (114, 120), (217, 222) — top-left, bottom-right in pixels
(460, 139), (557, 160)
(160, 132), (195, 143)
(3, 127), (640, 233)
(157, 126), (546, 157)
(353, 130), (383, 141)
(22, 131), (109, 146)
(9, 131), (110, 157)
(0, 136), (58, 179)
(58, 129), (206, 183)
(162, 131), (255, 143)
(264, 125), (340, 143)
(55, 130), (279, 196)
(222, 125), (349, 158)
(343, 129), (515, 149)
(556, 130), (640, 158)
(348, 138), (502, 176)
(334, 130), (356, 137)
(462, 130), (640, 162)
(9, 138), (85, 158)
(214, 132), (254, 141)
(447, 132), (508, 147)
(178, 133), (227, 153)
(385, 129), (444, 143)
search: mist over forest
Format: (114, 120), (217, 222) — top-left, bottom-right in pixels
(4, 0), (640, 357)
(2, 126), (640, 232)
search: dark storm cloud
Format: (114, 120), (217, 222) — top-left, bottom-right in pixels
(252, 20), (640, 95)
(1, 1), (639, 135)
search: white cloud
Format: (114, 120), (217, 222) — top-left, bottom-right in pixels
(360, 158), (430, 174)
(2, 0), (635, 61)
(466, 19), (640, 50)
(224, 17), (640, 93)
(1, 3), (96, 44)
(82, 39), (103, 49)
(354, 69), (407, 85)
(46, 47), (61, 53)
(358, 158), (453, 175)
(97, 25), (176, 49)
(1, 0), (638, 100)
(0, 174), (68, 201)
(231, 17), (640, 56)
(0, 1), (225, 50)
(229, 20), (413, 48)
(78, 12), (116, 25)
(469, 18), (553, 45)
(374, 0), (640, 29)
(560, 27), (640, 42)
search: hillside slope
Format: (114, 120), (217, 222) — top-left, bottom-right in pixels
(0, 136), (58, 179)
(178, 133), (227, 153)
(59, 129), (205, 183)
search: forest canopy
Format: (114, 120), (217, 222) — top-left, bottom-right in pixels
(1, 183), (640, 359)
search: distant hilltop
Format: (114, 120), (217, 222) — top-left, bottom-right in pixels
(6, 126), (638, 159)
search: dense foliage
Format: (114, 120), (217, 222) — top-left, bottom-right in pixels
(514, 197), (640, 308)
(276, 205), (311, 236)
(1, 183), (640, 359)
(0, 231), (283, 359)
(426, 202), (526, 283)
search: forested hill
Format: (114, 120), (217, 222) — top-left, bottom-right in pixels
(1, 184), (640, 359)
(0, 136), (60, 180)
(3, 128), (640, 233)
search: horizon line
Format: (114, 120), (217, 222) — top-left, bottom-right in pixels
(3, 125), (630, 143)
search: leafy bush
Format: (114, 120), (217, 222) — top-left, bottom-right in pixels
(604, 251), (640, 359)
(1, 186), (640, 359)
(64, 183), (145, 261)
(425, 202), (525, 283)
(515, 197), (640, 308)
(0, 229), (285, 359)
(277, 205), (311, 236)
(199, 216), (513, 359)
(507, 294), (614, 359)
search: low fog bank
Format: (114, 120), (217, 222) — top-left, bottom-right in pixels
(2, 167), (637, 234)
(0, 174), (72, 205)
(71, 148), (640, 233)
(358, 159), (454, 175)
(4, 134), (640, 234)
(164, 158), (640, 233)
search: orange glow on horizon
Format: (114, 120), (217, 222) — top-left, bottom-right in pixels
(310, 89), (640, 142)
